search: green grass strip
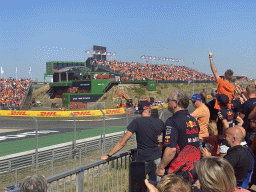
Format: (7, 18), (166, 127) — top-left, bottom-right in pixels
(0, 126), (126, 157)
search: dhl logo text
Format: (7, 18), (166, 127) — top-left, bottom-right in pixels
(40, 112), (58, 117)
(10, 111), (28, 116)
(73, 111), (92, 116)
(105, 109), (122, 115)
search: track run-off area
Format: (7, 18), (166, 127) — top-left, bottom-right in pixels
(0, 105), (194, 157)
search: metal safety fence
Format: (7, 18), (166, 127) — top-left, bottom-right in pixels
(0, 108), (164, 190)
(11, 148), (136, 192)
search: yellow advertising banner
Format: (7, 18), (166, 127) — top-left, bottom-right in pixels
(0, 108), (126, 117)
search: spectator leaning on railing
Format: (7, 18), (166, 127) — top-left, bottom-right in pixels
(101, 101), (165, 184)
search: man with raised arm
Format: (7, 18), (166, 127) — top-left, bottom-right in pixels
(209, 52), (235, 110)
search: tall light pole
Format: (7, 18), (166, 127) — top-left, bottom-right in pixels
(192, 62), (195, 95)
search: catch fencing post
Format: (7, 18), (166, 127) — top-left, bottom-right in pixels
(100, 109), (106, 155)
(126, 108), (129, 127)
(159, 104), (164, 121)
(15, 169), (18, 189)
(32, 116), (39, 171)
(71, 113), (77, 160)
(77, 168), (84, 192)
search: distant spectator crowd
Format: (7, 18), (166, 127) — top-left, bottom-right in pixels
(0, 78), (31, 107)
(10, 52), (256, 192)
(97, 59), (215, 81)
(101, 52), (256, 192)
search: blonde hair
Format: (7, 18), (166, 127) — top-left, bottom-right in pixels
(208, 120), (218, 136)
(196, 157), (236, 192)
(157, 173), (192, 192)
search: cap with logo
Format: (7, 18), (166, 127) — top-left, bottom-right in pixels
(190, 94), (202, 101)
(216, 94), (229, 104)
(135, 101), (151, 114)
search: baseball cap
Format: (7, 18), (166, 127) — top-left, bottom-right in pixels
(216, 94), (229, 104)
(190, 94), (202, 101)
(135, 101), (151, 114)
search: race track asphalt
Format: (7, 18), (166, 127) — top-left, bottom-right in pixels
(0, 105), (194, 156)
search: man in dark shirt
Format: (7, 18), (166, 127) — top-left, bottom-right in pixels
(239, 85), (256, 147)
(156, 89), (201, 181)
(224, 127), (250, 185)
(206, 88), (218, 121)
(231, 92), (242, 116)
(202, 126), (250, 185)
(206, 88), (219, 136)
(216, 94), (243, 156)
(101, 101), (165, 183)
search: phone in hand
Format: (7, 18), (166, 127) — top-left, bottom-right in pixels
(129, 161), (147, 192)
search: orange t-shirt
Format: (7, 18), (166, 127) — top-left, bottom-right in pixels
(214, 77), (234, 109)
(192, 103), (210, 139)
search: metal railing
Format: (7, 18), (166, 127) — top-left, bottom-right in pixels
(0, 108), (164, 189)
(0, 131), (134, 174)
(11, 148), (136, 192)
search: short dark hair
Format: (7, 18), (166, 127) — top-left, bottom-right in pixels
(20, 174), (47, 192)
(246, 85), (256, 95)
(224, 69), (233, 81)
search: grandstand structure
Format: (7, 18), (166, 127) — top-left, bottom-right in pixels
(0, 79), (32, 110)
(0, 45), (216, 111)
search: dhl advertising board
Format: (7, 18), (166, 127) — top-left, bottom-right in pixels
(0, 108), (126, 117)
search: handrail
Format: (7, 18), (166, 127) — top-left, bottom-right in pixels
(11, 148), (136, 192)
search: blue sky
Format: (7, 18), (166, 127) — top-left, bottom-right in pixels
(0, 0), (256, 81)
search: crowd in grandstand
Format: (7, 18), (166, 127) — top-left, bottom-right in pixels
(100, 52), (256, 191)
(97, 59), (215, 81)
(12, 52), (256, 191)
(0, 78), (31, 107)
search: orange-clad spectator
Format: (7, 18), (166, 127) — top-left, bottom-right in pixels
(190, 94), (210, 146)
(209, 52), (234, 110)
(97, 60), (215, 82)
(0, 78), (31, 108)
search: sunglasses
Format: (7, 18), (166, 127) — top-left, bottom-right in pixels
(167, 98), (177, 103)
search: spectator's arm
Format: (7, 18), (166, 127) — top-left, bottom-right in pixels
(251, 145), (256, 155)
(101, 131), (133, 160)
(190, 113), (197, 120)
(144, 179), (159, 192)
(209, 52), (219, 80)
(239, 113), (245, 120)
(156, 147), (176, 177)
(248, 109), (256, 120)
(222, 119), (229, 134)
(235, 116), (243, 126)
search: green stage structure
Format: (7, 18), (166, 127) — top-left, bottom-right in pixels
(45, 61), (157, 109)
